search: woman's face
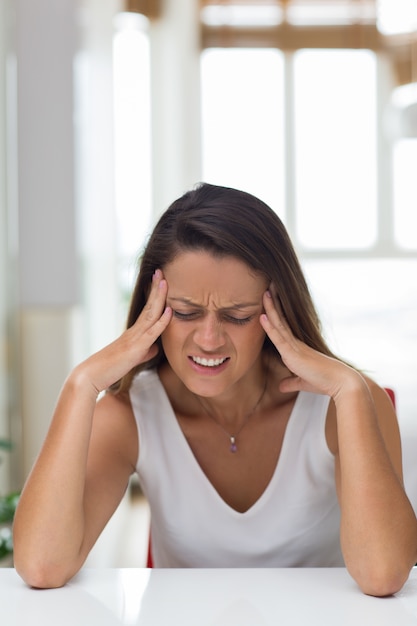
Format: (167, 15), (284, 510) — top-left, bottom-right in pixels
(161, 250), (268, 398)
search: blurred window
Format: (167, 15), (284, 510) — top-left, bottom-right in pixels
(293, 49), (377, 250)
(201, 47), (382, 253)
(393, 139), (417, 250)
(201, 48), (285, 219)
(113, 12), (152, 309)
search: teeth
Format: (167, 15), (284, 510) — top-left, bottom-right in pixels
(192, 356), (227, 367)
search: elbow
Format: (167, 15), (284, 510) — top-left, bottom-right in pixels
(14, 557), (73, 589)
(13, 526), (83, 589)
(13, 543), (79, 589)
(350, 563), (412, 597)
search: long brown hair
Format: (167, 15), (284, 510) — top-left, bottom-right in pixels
(112, 183), (337, 393)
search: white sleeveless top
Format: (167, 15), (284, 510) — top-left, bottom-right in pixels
(130, 369), (344, 568)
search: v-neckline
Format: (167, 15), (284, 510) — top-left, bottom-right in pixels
(155, 372), (302, 516)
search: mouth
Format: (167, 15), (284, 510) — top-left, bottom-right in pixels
(191, 356), (229, 368)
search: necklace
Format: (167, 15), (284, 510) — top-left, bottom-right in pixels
(195, 377), (268, 453)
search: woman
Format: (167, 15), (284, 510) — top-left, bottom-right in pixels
(13, 183), (417, 595)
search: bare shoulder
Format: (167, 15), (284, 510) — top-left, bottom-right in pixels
(362, 375), (397, 414)
(94, 389), (136, 425)
(90, 390), (139, 472)
(96, 388), (134, 415)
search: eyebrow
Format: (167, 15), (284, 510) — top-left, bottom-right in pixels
(167, 297), (261, 309)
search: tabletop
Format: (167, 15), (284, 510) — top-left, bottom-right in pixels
(1, 567), (417, 626)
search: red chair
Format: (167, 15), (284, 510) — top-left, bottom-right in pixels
(146, 536), (153, 568)
(385, 387), (396, 408)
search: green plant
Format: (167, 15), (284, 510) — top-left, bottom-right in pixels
(0, 492), (19, 559)
(0, 439), (12, 450)
(0, 438), (19, 561)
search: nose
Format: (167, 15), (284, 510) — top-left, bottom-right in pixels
(193, 312), (226, 351)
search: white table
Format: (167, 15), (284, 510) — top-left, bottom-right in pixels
(1, 567), (417, 625)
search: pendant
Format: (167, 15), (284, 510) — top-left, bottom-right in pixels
(230, 436), (237, 453)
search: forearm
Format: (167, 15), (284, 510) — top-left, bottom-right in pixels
(13, 367), (99, 587)
(13, 274), (171, 588)
(335, 378), (417, 595)
(260, 293), (417, 594)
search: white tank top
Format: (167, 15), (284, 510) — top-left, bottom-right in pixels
(130, 369), (344, 568)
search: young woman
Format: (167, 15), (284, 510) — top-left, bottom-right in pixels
(13, 183), (417, 595)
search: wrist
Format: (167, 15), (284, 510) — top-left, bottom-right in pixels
(67, 362), (102, 400)
(332, 370), (371, 406)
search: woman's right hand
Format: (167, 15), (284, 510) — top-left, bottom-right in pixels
(75, 269), (172, 395)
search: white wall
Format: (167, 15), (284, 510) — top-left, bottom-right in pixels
(11, 0), (120, 478)
(0, 0), (21, 492)
(0, 0), (10, 493)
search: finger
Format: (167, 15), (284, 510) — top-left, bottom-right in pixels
(260, 303), (306, 376)
(262, 292), (292, 344)
(264, 287), (291, 328)
(149, 269), (168, 306)
(260, 311), (288, 353)
(144, 305), (172, 341)
(136, 306), (172, 366)
(136, 270), (168, 328)
(149, 277), (169, 319)
(141, 307), (172, 360)
(122, 305), (172, 372)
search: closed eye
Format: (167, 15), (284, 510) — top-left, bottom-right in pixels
(223, 314), (253, 325)
(173, 310), (201, 321)
(173, 310), (253, 325)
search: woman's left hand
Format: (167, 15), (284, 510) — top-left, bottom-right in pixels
(260, 285), (363, 400)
